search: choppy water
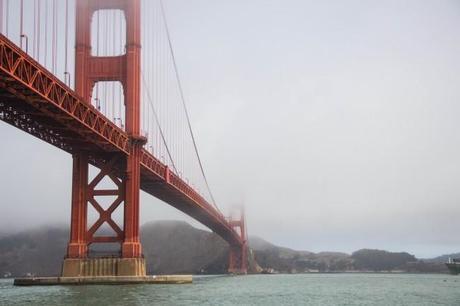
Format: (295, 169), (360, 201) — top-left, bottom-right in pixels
(1, 274), (460, 306)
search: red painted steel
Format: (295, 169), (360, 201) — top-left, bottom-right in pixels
(86, 156), (124, 244)
(0, 0), (248, 273)
(71, 0), (145, 259)
(0, 34), (130, 154)
(68, 153), (89, 258)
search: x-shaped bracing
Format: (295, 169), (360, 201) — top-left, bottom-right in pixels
(86, 157), (125, 244)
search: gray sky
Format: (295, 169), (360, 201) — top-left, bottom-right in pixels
(2, 0), (460, 258)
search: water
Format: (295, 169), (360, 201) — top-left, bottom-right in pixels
(1, 274), (460, 306)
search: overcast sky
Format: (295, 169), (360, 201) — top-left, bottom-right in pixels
(1, 0), (460, 258)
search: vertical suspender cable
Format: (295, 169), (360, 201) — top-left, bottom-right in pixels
(19, 0), (23, 48)
(5, 0), (8, 36)
(51, 0), (56, 74)
(141, 3), (145, 135)
(95, 9), (100, 109)
(144, 3), (149, 140)
(119, 9), (123, 128)
(112, 10), (115, 122)
(152, 3), (157, 155)
(0, 0), (3, 34)
(44, 0), (48, 68)
(35, 1), (38, 57)
(155, 2), (159, 157)
(166, 32), (170, 167)
(141, 74), (178, 174)
(33, 0), (37, 57)
(148, 3), (151, 141)
(154, 3), (161, 157)
(159, 6), (163, 161)
(141, 4), (145, 135)
(37, 0), (41, 62)
(52, 0), (56, 73)
(104, 11), (108, 115)
(64, 0), (69, 86)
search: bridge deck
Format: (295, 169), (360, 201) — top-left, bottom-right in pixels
(0, 34), (241, 247)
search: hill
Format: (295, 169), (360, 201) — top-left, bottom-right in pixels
(0, 221), (452, 276)
(141, 220), (229, 274)
(425, 253), (460, 263)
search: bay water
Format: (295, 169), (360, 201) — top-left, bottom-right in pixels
(1, 274), (460, 305)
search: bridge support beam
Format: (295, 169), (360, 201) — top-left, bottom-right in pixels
(228, 244), (248, 274)
(67, 153), (89, 258)
(121, 138), (145, 258)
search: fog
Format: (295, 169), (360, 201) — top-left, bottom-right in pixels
(1, 0), (460, 258)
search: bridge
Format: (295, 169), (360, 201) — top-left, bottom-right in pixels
(0, 0), (248, 276)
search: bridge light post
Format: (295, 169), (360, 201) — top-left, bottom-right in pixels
(114, 117), (124, 129)
(64, 71), (71, 87)
(94, 97), (101, 111)
(19, 34), (28, 54)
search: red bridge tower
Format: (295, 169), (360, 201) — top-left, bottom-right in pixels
(228, 211), (248, 274)
(63, 0), (146, 277)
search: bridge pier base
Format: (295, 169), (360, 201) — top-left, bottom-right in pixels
(62, 257), (146, 277)
(228, 244), (248, 274)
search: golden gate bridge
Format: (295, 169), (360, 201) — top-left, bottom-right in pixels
(0, 0), (248, 279)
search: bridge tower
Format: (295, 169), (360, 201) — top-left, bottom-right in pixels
(228, 211), (248, 274)
(63, 0), (146, 277)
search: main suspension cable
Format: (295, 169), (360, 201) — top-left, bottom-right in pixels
(159, 0), (220, 211)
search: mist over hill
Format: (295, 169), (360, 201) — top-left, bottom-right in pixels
(248, 237), (448, 274)
(141, 220), (229, 274)
(0, 221), (450, 277)
(425, 253), (460, 264)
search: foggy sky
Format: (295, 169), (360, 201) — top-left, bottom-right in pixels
(2, 0), (460, 258)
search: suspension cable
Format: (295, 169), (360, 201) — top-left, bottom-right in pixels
(37, 0), (41, 61)
(159, 0), (219, 211)
(141, 73), (178, 174)
(44, 0), (48, 67)
(33, 0), (37, 57)
(52, 0), (57, 73)
(0, 0), (3, 34)
(64, 0), (69, 85)
(5, 0), (8, 36)
(19, 0), (23, 48)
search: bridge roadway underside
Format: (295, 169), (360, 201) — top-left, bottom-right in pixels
(0, 35), (242, 249)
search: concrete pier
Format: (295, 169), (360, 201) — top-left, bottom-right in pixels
(14, 258), (192, 286)
(14, 275), (193, 286)
(61, 258), (147, 277)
